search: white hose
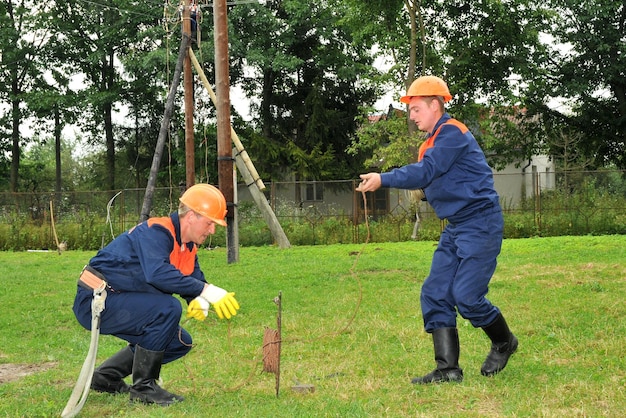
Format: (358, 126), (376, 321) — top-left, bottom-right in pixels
(61, 289), (107, 418)
(106, 191), (123, 240)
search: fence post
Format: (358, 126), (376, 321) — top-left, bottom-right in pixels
(533, 167), (541, 233)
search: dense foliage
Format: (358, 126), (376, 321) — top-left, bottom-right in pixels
(1, 0), (624, 193)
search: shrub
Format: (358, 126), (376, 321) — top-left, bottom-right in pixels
(1, 179), (625, 250)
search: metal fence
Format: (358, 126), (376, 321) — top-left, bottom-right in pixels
(1, 170), (625, 248)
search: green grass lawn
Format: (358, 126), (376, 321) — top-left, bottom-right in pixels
(0, 236), (625, 417)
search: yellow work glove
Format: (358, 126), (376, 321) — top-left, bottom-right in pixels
(187, 297), (210, 321)
(187, 284), (240, 320)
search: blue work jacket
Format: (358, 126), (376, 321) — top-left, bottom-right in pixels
(380, 113), (500, 223)
(88, 212), (206, 300)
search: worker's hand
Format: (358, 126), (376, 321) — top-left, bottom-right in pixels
(187, 296), (210, 321)
(356, 173), (382, 193)
(188, 284), (240, 320)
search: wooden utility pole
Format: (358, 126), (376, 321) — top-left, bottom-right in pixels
(214, 0), (238, 262)
(182, 0), (195, 188)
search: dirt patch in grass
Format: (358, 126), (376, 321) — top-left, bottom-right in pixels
(0, 362), (57, 384)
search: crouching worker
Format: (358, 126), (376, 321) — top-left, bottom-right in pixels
(72, 184), (240, 406)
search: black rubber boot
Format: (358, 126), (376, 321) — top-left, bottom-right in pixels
(411, 327), (463, 384)
(91, 345), (134, 394)
(129, 345), (184, 406)
(481, 313), (518, 376)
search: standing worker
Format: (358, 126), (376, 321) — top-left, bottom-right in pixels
(72, 184), (240, 405)
(356, 76), (517, 384)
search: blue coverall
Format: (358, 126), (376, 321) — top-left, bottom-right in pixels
(380, 113), (503, 333)
(73, 212), (206, 363)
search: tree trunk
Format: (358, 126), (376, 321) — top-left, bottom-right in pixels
(406, 0), (418, 135)
(103, 51), (116, 193)
(54, 105), (62, 205)
(261, 69), (275, 139)
(10, 91), (20, 193)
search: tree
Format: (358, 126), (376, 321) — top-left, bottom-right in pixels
(27, 76), (80, 201)
(116, 19), (175, 190)
(48, 0), (166, 192)
(346, 0), (553, 170)
(343, 0), (439, 138)
(347, 107), (423, 171)
(0, 0), (50, 192)
(477, 105), (549, 171)
(17, 135), (79, 192)
(541, 0), (626, 169)
(227, 0), (378, 197)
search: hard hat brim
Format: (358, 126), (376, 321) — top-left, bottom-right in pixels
(210, 217), (228, 227)
(400, 94), (452, 104)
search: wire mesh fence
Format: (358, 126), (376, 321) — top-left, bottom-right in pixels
(1, 170), (625, 250)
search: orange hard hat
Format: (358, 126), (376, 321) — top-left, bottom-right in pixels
(179, 184), (227, 226)
(400, 75), (452, 104)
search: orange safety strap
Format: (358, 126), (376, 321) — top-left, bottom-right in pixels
(417, 119), (469, 162)
(78, 265), (107, 291)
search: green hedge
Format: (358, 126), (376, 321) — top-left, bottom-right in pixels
(1, 189), (625, 251)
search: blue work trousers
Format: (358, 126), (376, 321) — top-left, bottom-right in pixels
(73, 287), (192, 363)
(420, 208), (503, 333)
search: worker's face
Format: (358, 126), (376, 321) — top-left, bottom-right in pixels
(408, 97), (440, 133)
(189, 213), (216, 244)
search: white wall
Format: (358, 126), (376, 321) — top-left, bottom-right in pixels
(494, 155), (555, 209)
